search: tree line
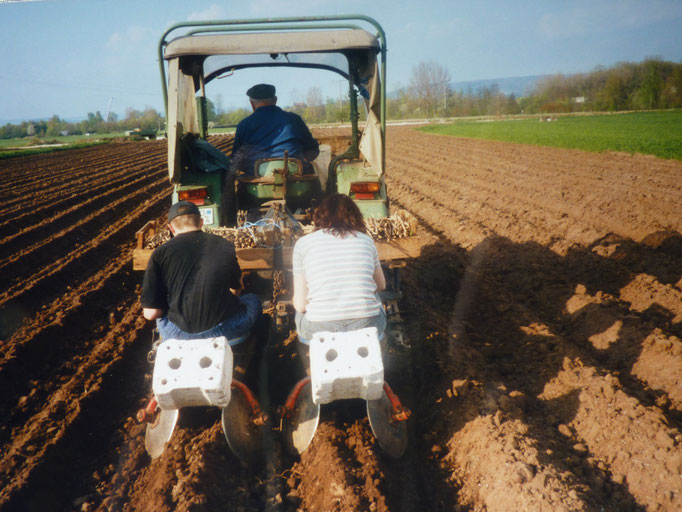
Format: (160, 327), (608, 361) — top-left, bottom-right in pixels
(207, 57), (682, 122)
(389, 57), (682, 118)
(0, 107), (163, 140)
(208, 86), (353, 128)
(524, 58), (682, 113)
(2, 57), (680, 140)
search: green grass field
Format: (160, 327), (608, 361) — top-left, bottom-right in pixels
(419, 111), (682, 160)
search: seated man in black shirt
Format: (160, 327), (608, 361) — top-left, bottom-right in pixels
(141, 201), (262, 350)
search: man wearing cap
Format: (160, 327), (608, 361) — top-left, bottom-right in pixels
(140, 201), (263, 348)
(231, 83), (319, 175)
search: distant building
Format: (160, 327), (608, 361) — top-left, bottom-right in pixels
(60, 130), (69, 136)
(572, 96), (585, 104)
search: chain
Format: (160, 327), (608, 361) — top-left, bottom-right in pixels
(272, 269), (285, 302)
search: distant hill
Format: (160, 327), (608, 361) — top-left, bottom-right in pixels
(388, 75), (546, 100)
(449, 75), (546, 97)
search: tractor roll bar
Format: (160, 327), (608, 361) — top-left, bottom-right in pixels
(158, 15), (387, 167)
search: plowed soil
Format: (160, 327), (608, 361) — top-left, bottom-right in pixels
(1, 127), (680, 512)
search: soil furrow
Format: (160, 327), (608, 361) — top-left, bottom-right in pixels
(390, 128), (682, 191)
(0, 165), (153, 236)
(387, 162), (593, 247)
(387, 152), (677, 247)
(0, 152), (165, 233)
(0, 302), (148, 508)
(540, 361), (681, 511)
(0, 150), (164, 215)
(0, 179), (169, 306)
(389, 151), (681, 511)
(0, 145), (112, 186)
(1, 130), (681, 511)
(387, 130), (682, 235)
(0, 211), (169, 418)
(0, 246), (139, 428)
(0, 143), (164, 215)
(389, 149), (681, 236)
(396, 230), (605, 511)
(0, 168), (165, 260)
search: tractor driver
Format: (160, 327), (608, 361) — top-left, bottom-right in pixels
(140, 201), (264, 353)
(231, 83), (320, 175)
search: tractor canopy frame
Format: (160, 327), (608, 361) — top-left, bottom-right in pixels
(158, 15), (387, 185)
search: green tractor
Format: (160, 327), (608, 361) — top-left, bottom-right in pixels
(135, 16), (417, 462)
(159, 15), (389, 227)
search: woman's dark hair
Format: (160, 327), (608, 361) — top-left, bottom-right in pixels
(313, 193), (366, 236)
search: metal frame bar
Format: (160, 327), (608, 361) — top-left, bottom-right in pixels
(205, 62), (350, 84)
(186, 22), (363, 36)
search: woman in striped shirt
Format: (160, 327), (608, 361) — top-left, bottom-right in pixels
(292, 193), (386, 345)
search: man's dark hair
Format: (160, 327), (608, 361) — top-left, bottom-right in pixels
(313, 193), (366, 236)
(170, 213), (202, 230)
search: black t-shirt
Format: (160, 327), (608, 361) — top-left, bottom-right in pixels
(141, 230), (242, 333)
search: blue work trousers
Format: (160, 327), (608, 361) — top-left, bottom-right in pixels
(156, 293), (261, 346)
(295, 308), (386, 345)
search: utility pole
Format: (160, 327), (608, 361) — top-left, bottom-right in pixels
(438, 81), (448, 118)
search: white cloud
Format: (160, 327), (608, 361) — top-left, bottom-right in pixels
(187, 4), (226, 21)
(106, 32), (121, 48)
(106, 25), (150, 50)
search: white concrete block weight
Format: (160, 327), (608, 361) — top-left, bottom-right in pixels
(309, 327), (384, 405)
(152, 337), (233, 409)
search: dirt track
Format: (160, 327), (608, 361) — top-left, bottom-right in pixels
(0, 128), (680, 511)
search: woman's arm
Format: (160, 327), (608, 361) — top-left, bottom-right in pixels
(143, 307), (164, 321)
(292, 271), (309, 312)
(373, 264), (386, 292)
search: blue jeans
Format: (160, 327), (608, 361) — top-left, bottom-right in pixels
(295, 308), (386, 345)
(156, 293), (261, 346)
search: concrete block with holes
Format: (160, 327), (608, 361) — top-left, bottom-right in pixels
(152, 337), (233, 409)
(309, 327), (384, 405)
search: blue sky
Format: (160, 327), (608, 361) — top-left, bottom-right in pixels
(1, 0), (681, 122)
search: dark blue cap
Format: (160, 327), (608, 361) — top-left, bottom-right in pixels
(168, 200), (200, 222)
(247, 83), (276, 100)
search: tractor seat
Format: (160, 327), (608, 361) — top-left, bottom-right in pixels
(256, 157), (303, 177)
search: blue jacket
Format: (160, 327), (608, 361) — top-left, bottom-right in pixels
(231, 105), (319, 174)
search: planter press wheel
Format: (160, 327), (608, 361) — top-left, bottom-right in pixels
(145, 408), (179, 459)
(282, 379), (320, 455)
(222, 386), (266, 468)
(367, 389), (408, 458)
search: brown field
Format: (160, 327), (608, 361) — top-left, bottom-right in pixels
(0, 127), (681, 511)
